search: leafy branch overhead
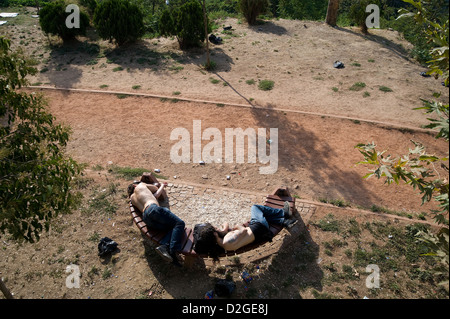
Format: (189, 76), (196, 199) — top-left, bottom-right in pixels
(356, 0), (449, 287)
(355, 140), (448, 210)
(398, 0), (449, 86)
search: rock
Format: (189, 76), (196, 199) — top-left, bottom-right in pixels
(202, 175), (208, 179)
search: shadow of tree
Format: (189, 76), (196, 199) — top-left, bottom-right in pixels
(249, 20), (289, 36)
(334, 26), (412, 62)
(41, 35), (234, 89)
(103, 40), (234, 74)
(42, 37), (101, 90)
(229, 216), (324, 299)
(142, 235), (214, 299)
(248, 103), (384, 209)
(213, 72), (253, 105)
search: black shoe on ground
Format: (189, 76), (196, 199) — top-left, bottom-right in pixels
(155, 245), (173, 263)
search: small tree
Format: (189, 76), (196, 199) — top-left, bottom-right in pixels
(93, 0), (145, 46)
(239, 0), (269, 25)
(1, 36), (81, 298)
(39, 0), (90, 42)
(159, 0), (209, 50)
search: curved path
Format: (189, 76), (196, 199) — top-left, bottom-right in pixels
(27, 86), (437, 134)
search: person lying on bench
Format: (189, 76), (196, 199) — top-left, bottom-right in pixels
(215, 203), (297, 251)
(129, 182), (185, 267)
(194, 202), (297, 256)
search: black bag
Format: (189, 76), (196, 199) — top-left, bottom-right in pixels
(214, 279), (236, 297)
(98, 237), (118, 257)
(209, 34), (222, 45)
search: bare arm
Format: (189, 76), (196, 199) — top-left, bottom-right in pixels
(214, 222), (230, 237)
(142, 183), (158, 193)
(153, 183), (167, 199)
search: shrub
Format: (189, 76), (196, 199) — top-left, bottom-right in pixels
(379, 86), (393, 92)
(239, 0), (269, 25)
(39, 0), (90, 42)
(349, 82), (366, 91)
(93, 0), (144, 46)
(258, 79), (274, 91)
(349, 0), (380, 34)
(79, 0), (98, 16)
(159, 0), (209, 50)
(278, 0), (328, 20)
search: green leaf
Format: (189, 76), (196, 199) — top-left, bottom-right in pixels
(418, 155), (440, 162)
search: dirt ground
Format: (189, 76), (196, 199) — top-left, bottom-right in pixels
(33, 89), (447, 215)
(0, 7), (449, 300)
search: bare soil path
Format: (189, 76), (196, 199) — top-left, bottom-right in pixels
(1, 10), (448, 300)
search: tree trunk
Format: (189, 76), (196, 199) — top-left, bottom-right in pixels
(202, 0), (210, 69)
(0, 277), (14, 299)
(325, 0), (340, 27)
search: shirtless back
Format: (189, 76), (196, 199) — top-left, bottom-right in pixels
(130, 183), (160, 212)
(214, 224), (255, 251)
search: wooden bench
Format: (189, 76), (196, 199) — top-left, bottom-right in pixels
(129, 173), (297, 266)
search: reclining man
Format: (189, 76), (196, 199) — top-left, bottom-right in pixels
(129, 182), (185, 266)
(194, 202), (297, 257)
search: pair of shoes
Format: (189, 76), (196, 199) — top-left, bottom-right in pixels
(155, 245), (173, 263)
(283, 201), (292, 219)
(283, 218), (298, 229)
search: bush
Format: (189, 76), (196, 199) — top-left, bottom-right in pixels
(93, 0), (144, 46)
(277, 0), (328, 20)
(258, 79), (274, 91)
(349, 0), (381, 34)
(39, 0), (90, 42)
(79, 0), (98, 16)
(159, 0), (209, 50)
(239, 0), (269, 25)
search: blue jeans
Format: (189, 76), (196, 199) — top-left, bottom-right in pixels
(143, 204), (185, 254)
(249, 205), (285, 230)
